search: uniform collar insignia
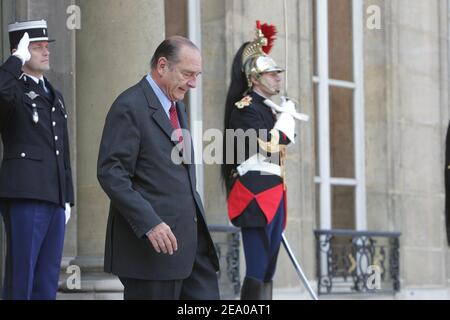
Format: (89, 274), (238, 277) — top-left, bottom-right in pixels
(25, 91), (40, 100)
(58, 98), (65, 109)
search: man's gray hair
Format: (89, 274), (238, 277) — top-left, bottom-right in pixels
(150, 36), (199, 69)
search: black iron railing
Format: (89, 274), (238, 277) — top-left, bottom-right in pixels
(314, 229), (401, 295)
(208, 225), (241, 299)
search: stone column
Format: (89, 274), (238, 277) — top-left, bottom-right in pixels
(65, 0), (164, 298)
(201, 0), (228, 225)
(381, 0), (448, 297)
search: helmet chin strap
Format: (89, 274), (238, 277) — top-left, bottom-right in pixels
(259, 77), (280, 96)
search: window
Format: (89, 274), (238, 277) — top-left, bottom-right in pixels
(165, 0), (188, 37)
(313, 0), (366, 231)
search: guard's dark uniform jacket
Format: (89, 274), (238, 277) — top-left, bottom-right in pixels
(0, 56), (74, 208)
(227, 91), (290, 228)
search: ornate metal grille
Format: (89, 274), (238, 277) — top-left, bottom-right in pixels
(314, 229), (401, 295)
(208, 225), (241, 299)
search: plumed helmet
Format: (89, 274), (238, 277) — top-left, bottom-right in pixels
(242, 21), (284, 89)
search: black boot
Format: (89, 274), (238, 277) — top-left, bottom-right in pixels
(240, 277), (265, 300)
(263, 281), (273, 300)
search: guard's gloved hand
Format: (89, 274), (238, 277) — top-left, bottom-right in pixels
(65, 203), (71, 225)
(273, 97), (297, 143)
(264, 97), (309, 123)
(275, 112), (296, 144)
(279, 96), (297, 114)
(12, 32), (31, 65)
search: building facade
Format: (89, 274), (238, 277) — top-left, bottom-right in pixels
(0, 0), (449, 299)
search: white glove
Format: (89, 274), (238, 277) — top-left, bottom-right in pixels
(274, 112), (296, 144)
(279, 96), (297, 113)
(264, 98), (310, 122)
(12, 32), (31, 65)
(65, 203), (71, 225)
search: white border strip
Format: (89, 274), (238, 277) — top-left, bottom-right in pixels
(188, 0), (204, 200)
(352, 0), (367, 231)
(317, 0), (332, 230)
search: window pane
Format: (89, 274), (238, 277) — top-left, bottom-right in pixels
(330, 86), (354, 178)
(331, 185), (355, 230)
(164, 0), (190, 109)
(165, 0), (187, 37)
(330, 182), (354, 275)
(328, 0), (353, 81)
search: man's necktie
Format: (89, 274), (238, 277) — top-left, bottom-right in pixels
(169, 103), (184, 144)
(39, 79), (50, 98)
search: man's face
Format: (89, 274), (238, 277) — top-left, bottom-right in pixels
(25, 41), (50, 73)
(158, 46), (202, 102)
(254, 71), (282, 97)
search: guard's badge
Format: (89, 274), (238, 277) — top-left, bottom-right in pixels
(235, 95), (252, 109)
(25, 91), (39, 100)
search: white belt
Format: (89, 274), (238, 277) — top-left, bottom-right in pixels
(236, 154), (282, 177)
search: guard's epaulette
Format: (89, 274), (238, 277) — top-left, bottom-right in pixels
(235, 95), (252, 109)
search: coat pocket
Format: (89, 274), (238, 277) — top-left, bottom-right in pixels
(3, 144), (43, 161)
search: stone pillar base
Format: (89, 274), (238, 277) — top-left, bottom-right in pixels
(58, 256), (123, 300)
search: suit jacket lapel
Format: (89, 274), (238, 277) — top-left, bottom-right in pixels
(175, 101), (194, 165)
(139, 77), (184, 155)
(176, 102), (189, 130)
(139, 78), (175, 142)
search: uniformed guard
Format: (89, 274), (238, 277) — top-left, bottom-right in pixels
(0, 20), (74, 300)
(222, 21), (301, 300)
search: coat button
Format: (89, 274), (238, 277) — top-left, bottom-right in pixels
(194, 216), (198, 223)
(54, 136), (58, 141)
(56, 150), (60, 156)
(20, 153), (26, 158)
(52, 107), (55, 112)
(32, 103), (36, 107)
(65, 114), (68, 119)
(52, 121), (56, 127)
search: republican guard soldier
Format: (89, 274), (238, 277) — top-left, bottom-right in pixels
(223, 21), (300, 300)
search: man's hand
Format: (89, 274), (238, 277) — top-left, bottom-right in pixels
(12, 32), (31, 65)
(147, 222), (178, 255)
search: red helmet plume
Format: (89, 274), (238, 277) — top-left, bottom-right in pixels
(256, 20), (277, 54)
